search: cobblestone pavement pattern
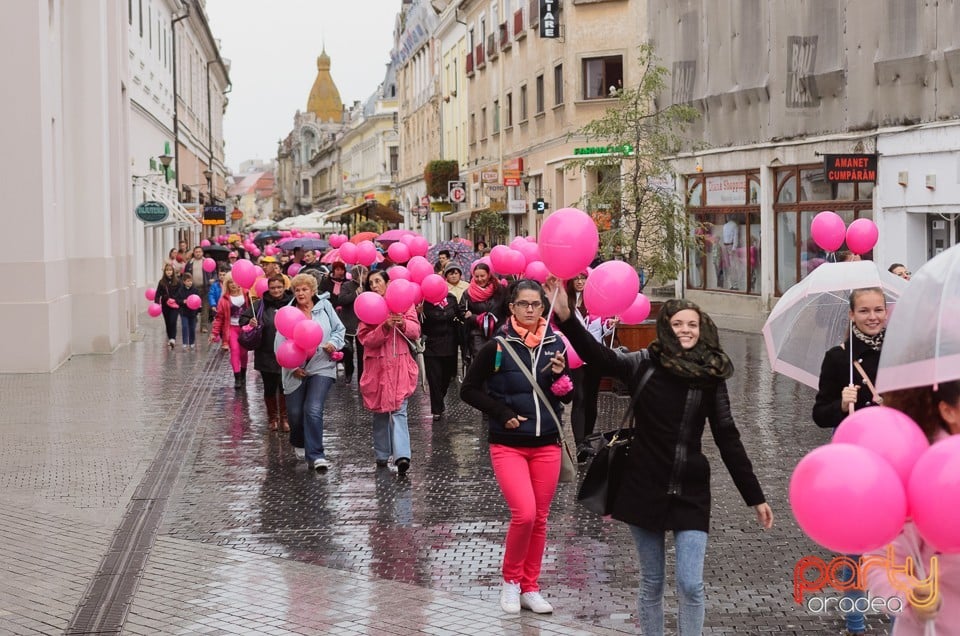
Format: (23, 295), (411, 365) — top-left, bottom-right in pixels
(0, 317), (891, 634)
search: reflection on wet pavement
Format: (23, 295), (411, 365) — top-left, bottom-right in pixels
(158, 330), (889, 633)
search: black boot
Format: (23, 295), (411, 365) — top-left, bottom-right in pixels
(239, 368), (247, 389)
(234, 372), (243, 389)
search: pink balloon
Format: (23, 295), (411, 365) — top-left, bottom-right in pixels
(539, 208), (599, 279)
(145, 287), (156, 301)
(524, 261), (549, 283)
(789, 444), (907, 554)
(250, 247), (261, 258)
(147, 302), (162, 317)
(287, 263), (302, 277)
(408, 236), (429, 257)
(400, 234), (417, 246)
(406, 256), (434, 284)
(202, 257), (216, 273)
(264, 246), (278, 256)
(254, 266), (265, 278)
(231, 259), (257, 289)
(832, 406), (929, 489)
(557, 332), (584, 369)
(276, 340), (308, 369)
(845, 218), (879, 255)
(329, 234), (346, 248)
(410, 284), (423, 306)
(275, 305), (307, 339)
(355, 291), (390, 324)
(385, 279), (417, 313)
(472, 256), (492, 273)
(909, 436), (960, 553)
(489, 245), (513, 274)
(515, 240), (541, 264)
(280, 231), (291, 238)
(584, 261), (640, 317)
(420, 274), (448, 303)
(387, 242), (411, 264)
(254, 277), (269, 296)
(388, 265), (411, 281)
(293, 319), (324, 352)
(356, 241), (378, 267)
(810, 211), (847, 253)
(200, 239), (211, 247)
(338, 241), (358, 265)
(166, 298), (179, 309)
(185, 294), (202, 310)
(619, 293), (652, 324)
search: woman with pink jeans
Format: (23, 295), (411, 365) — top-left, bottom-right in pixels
(210, 273), (250, 389)
(461, 279), (572, 615)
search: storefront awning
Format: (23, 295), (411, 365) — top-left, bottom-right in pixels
(337, 201), (403, 224)
(444, 207), (487, 223)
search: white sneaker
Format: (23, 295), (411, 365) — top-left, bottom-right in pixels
(294, 447), (305, 460)
(519, 591), (553, 614)
(500, 580), (521, 614)
(168, 339), (175, 348)
(312, 457), (329, 472)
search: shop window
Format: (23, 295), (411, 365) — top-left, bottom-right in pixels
(798, 168), (832, 201)
(582, 55), (623, 99)
(687, 180), (703, 207)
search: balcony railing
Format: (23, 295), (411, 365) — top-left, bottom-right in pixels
(514, 9), (525, 40)
(500, 22), (511, 51)
(466, 51), (474, 76)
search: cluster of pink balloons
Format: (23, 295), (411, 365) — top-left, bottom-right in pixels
(230, 259), (264, 290)
(810, 211), (879, 255)
(143, 285), (201, 318)
(789, 406), (944, 554)
(273, 306), (326, 369)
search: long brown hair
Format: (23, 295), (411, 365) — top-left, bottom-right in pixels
(883, 381), (960, 442)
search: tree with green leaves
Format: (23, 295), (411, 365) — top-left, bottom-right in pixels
(468, 210), (508, 245)
(568, 43), (700, 290)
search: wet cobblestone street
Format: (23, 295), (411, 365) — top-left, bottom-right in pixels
(0, 318), (893, 634)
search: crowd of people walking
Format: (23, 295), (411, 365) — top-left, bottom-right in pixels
(150, 234), (953, 635)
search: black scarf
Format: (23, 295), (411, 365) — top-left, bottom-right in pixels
(852, 324), (885, 351)
(647, 299), (734, 383)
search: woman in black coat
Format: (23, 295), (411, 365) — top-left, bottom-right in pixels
(546, 278), (773, 636)
(460, 263), (506, 366)
(419, 291), (463, 420)
(155, 263), (180, 348)
(240, 274), (293, 432)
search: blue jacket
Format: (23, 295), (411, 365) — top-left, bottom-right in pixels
(460, 320), (569, 447)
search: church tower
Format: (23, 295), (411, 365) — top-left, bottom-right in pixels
(306, 48), (343, 123)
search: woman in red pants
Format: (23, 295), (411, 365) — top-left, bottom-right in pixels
(210, 273), (251, 389)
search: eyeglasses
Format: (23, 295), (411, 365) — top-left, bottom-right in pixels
(513, 301), (543, 310)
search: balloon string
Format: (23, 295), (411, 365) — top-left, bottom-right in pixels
(533, 287), (561, 372)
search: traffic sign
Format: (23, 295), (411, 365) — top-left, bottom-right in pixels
(448, 180), (467, 203)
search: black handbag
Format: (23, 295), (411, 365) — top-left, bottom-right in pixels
(577, 362), (655, 515)
(237, 301), (264, 350)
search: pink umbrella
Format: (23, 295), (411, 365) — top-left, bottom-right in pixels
(377, 229), (416, 244)
(321, 247), (384, 265)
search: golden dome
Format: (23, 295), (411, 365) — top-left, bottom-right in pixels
(307, 48), (343, 123)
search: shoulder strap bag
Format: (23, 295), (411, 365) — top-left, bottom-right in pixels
(494, 336), (578, 483)
(237, 300), (264, 350)
(577, 355), (656, 515)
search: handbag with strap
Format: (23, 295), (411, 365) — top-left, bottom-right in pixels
(237, 300), (264, 350)
(494, 336), (577, 483)
(395, 328), (428, 392)
(577, 357), (655, 515)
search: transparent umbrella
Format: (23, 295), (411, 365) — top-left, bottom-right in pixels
(762, 261), (907, 389)
(877, 244), (960, 393)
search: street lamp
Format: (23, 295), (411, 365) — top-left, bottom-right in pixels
(158, 153), (173, 183)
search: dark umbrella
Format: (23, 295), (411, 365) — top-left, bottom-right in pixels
(426, 240), (478, 279)
(252, 231), (282, 247)
(277, 237), (329, 252)
(202, 244), (231, 261)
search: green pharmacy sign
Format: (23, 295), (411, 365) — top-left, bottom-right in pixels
(573, 144), (634, 156)
(135, 200), (169, 223)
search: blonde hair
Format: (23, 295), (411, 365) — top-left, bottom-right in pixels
(290, 273), (318, 294)
(222, 273), (240, 293)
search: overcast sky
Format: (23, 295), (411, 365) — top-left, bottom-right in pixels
(206, 0), (399, 173)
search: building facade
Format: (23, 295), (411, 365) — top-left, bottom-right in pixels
(649, 0), (960, 329)
(395, 0), (444, 242)
(455, 0), (646, 244)
(3, 1), (137, 371)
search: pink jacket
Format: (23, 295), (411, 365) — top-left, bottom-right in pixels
(866, 433), (960, 635)
(357, 306), (420, 413)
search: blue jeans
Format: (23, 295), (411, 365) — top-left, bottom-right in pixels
(180, 314), (197, 345)
(838, 557), (866, 633)
(629, 525), (708, 636)
(286, 375), (335, 464)
(372, 399), (411, 462)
